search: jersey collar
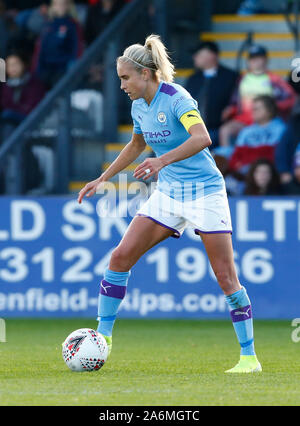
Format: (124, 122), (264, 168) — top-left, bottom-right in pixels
(142, 81), (163, 109)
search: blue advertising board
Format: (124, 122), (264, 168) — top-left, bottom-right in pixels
(0, 196), (299, 319)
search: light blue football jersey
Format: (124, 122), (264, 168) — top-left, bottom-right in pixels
(131, 81), (224, 200)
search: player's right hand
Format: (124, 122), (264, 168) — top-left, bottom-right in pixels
(77, 178), (102, 204)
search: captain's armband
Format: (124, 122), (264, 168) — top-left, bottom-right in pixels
(179, 110), (203, 132)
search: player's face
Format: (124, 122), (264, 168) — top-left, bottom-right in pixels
(117, 61), (148, 101)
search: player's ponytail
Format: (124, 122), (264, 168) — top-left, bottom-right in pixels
(118, 34), (175, 83)
(144, 34), (175, 82)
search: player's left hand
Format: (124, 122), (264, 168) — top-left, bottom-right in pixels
(133, 157), (165, 181)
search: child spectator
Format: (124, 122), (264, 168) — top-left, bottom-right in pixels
(33, 0), (84, 89)
(229, 95), (287, 175)
(219, 45), (296, 147)
(244, 158), (283, 195)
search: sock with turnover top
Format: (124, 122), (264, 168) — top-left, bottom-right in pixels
(97, 268), (130, 337)
(225, 286), (255, 356)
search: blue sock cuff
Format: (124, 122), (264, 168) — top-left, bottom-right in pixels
(104, 268), (131, 286)
(226, 286), (250, 309)
(240, 338), (254, 348)
(99, 315), (117, 321)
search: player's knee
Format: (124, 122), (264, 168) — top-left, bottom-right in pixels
(110, 246), (132, 271)
(214, 269), (237, 293)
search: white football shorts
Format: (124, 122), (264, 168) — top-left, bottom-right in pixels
(136, 189), (232, 238)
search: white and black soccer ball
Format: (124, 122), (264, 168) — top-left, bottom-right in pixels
(62, 328), (108, 372)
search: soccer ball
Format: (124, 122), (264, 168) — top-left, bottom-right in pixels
(62, 328), (108, 372)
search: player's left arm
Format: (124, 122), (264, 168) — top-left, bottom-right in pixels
(133, 110), (212, 180)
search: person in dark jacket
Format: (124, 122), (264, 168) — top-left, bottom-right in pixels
(282, 146), (300, 195)
(33, 0), (83, 89)
(0, 51), (46, 125)
(0, 0), (10, 58)
(229, 95), (287, 174)
(0, 51), (45, 193)
(185, 41), (239, 148)
(84, 0), (123, 46)
(275, 113), (300, 185)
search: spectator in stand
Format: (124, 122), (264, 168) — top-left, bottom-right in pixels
(0, 51), (46, 129)
(84, 0), (123, 46)
(275, 114), (300, 185)
(185, 41), (239, 148)
(1, 1), (34, 58)
(3, 1), (47, 12)
(219, 45), (296, 147)
(244, 159), (283, 195)
(33, 0), (84, 89)
(16, 3), (49, 37)
(0, 50), (45, 192)
(213, 154), (245, 196)
(282, 146), (300, 195)
(0, 0), (11, 58)
(3, 1), (50, 56)
(228, 95), (287, 175)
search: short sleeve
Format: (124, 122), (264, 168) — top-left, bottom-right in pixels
(131, 102), (142, 134)
(132, 116), (142, 134)
(171, 91), (199, 121)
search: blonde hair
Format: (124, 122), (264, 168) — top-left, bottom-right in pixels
(118, 34), (175, 82)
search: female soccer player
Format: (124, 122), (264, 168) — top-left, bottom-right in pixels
(78, 34), (262, 373)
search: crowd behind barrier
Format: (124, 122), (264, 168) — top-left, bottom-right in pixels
(0, 0), (299, 196)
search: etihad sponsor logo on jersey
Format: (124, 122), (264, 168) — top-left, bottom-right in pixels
(142, 130), (171, 144)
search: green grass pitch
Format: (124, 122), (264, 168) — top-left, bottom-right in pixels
(0, 319), (299, 406)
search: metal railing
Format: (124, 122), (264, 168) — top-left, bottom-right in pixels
(282, 0), (300, 51)
(0, 0), (167, 195)
(236, 31), (254, 73)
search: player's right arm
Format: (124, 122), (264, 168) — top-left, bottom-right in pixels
(77, 132), (146, 203)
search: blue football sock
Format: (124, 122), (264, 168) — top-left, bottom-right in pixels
(97, 268), (130, 337)
(225, 286), (256, 356)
